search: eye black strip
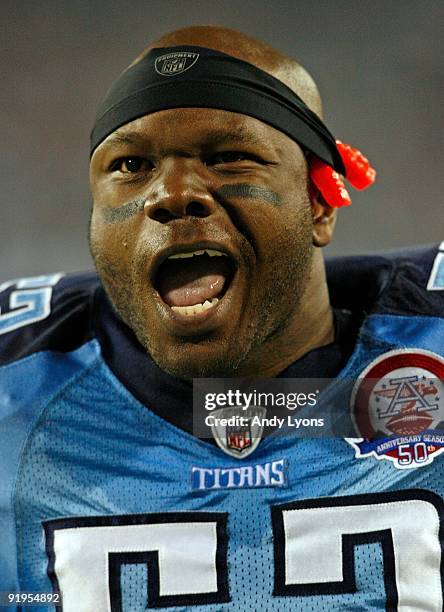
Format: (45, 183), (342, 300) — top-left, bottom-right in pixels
(216, 183), (282, 206)
(101, 183), (282, 224)
(102, 199), (145, 224)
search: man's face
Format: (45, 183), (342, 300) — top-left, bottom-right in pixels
(89, 108), (314, 377)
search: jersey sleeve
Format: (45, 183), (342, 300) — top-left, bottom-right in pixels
(0, 271), (99, 366)
(326, 242), (444, 317)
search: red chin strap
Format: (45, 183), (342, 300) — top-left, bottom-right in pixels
(309, 140), (376, 208)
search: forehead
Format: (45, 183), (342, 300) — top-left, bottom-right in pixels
(96, 108), (300, 155)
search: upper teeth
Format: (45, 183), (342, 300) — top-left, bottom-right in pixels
(168, 249), (227, 260)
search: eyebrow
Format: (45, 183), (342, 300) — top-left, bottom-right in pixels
(101, 125), (271, 150)
(201, 128), (269, 148)
(101, 131), (147, 148)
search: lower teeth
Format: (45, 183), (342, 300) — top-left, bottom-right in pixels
(171, 298), (219, 316)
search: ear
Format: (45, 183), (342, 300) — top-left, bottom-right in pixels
(309, 184), (337, 247)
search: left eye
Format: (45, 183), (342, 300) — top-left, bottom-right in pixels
(112, 157), (152, 173)
(206, 152), (257, 165)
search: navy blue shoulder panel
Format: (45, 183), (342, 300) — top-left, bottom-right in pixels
(0, 271), (100, 366)
(326, 243), (443, 317)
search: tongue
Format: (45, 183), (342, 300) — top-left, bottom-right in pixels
(157, 256), (232, 307)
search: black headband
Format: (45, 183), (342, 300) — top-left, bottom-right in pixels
(90, 45), (345, 174)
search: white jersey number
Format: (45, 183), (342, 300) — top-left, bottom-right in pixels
(44, 512), (228, 611)
(44, 490), (442, 611)
(272, 489), (442, 611)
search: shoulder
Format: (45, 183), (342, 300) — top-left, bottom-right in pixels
(326, 242), (444, 317)
(0, 270), (101, 366)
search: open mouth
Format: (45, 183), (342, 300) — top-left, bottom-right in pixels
(153, 248), (237, 317)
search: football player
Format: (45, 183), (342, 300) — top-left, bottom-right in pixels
(0, 25), (443, 611)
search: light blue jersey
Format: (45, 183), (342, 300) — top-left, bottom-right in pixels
(0, 245), (443, 611)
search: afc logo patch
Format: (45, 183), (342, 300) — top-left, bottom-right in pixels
(347, 349), (444, 469)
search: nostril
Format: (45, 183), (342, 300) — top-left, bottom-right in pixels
(151, 208), (176, 223)
(186, 201), (208, 218)
(147, 200), (211, 223)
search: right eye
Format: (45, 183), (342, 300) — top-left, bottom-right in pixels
(110, 157), (153, 173)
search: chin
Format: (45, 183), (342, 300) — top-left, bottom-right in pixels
(147, 337), (245, 379)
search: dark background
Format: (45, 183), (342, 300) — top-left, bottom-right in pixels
(1, 0), (442, 280)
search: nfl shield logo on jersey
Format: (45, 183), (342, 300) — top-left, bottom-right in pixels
(227, 423), (252, 452)
(348, 349), (444, 468)
(210, 405), (266, 459)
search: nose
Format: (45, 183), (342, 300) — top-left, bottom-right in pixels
(143, 158), (216, 223)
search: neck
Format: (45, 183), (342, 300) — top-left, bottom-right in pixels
(236, 250), (334, 377)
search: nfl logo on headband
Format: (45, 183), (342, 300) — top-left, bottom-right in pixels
(155, 51), (199, 76)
